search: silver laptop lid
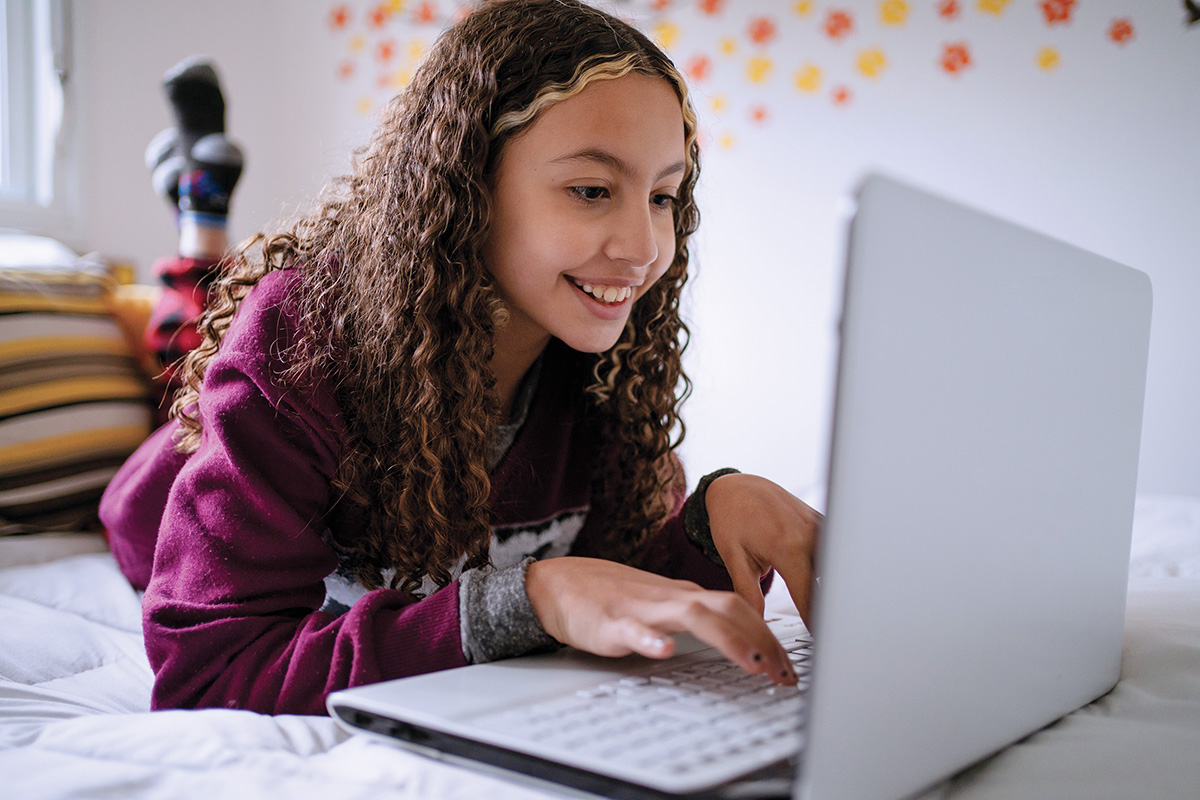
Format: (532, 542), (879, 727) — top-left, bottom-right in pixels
(798, 175), (1152, 800)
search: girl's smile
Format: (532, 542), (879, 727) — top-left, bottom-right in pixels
(484, 72), (687, 376)
(567, 276), (640, 318)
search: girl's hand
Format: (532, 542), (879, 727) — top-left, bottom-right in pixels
(525, 557), (797, 685)
(704, 473), (822, 625)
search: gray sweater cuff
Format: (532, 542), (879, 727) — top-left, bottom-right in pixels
(459, 557), (560, 664)
(682, 468), (741, 568)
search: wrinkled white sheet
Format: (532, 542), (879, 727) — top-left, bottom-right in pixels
(2, 496), (1199, 800)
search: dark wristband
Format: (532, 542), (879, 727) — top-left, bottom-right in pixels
(682, 468), (741, 568)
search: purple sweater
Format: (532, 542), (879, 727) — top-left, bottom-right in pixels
(99, 270), (738, 716)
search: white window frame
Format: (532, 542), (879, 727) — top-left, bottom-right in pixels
(0, 0), (75, 237)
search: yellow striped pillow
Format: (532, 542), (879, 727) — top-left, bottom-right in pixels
(0, 269), (154, 534)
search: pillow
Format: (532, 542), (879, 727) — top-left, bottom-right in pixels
(0, 267), (155, 534)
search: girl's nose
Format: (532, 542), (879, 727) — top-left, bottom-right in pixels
(603, 202), (660, 268)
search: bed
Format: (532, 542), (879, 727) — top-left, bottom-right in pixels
(1, 235), (1197, 799)
(2, 494), (1198, 800)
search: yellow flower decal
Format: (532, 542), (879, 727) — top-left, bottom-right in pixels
(793, 0), (815, 16)
(356, 95), (373, 116)
(857, 48), (888, 78)
(710, 94), (728, 114)
(407, 39), (427, 62)
(719, 132), (736, 150)
(794, 64), (823, 93)
(1036, 47), (1060, 71)
(349, 35), (366, 55)
(719, 37), (738, 56)
(880, 0), (909, 25)
(384, 0), (406, 12)
(976, 0), (1010, 15)
(746, 55), (774, 84)
(654, 22), (680, 51)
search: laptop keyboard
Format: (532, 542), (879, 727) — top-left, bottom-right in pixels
(473, 631), (814, 781)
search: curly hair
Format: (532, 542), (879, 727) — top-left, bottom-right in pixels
(170, 0), (701, 597)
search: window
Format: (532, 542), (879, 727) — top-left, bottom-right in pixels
(0, 0), (72, 232)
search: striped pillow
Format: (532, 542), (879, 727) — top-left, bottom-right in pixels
(0, 268), (154, 534)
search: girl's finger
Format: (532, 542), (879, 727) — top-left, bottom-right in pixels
(777, 556), (815, 625)
(725, 551), (767, 617)
(617, 617), (677, 659)
(677, 595), (796, 685)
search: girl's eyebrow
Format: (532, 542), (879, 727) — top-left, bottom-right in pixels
(550, 148), (686, 182)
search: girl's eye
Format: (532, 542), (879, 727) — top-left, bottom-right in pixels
(570, 186), (609, 202)
(652, 194), (677, 208)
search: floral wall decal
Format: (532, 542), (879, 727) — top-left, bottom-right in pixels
(325, 1), (1150, 149)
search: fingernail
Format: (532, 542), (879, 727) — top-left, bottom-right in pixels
(641, 636), (667, 650)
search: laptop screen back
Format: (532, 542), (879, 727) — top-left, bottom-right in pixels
(796, 175), (1152, 800)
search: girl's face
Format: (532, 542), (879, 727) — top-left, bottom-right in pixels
(485, 73), (687, 357)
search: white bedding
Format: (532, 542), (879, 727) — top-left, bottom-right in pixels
(3, 496), (1199, 800)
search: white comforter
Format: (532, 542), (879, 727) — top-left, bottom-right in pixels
(3, 496), (1199, 800)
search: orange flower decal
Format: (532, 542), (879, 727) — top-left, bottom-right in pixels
(337, 60), (355, 81)
(376, 39), (396, 63)
(748, 17), (778, 46)
(686, 55), (712, 81)
(831, 85), (853, 106)
(415, 1), (436, 23)
(699, 0), (726, 16)
(940, 42), (972, 74)
(1040, 0), (1076, 25)
(937, 0), (960, 20)
(328, 4), (350, 30)
(824, 9), (854, 41)
(750, 105), (770, 124)
(368, 5), (389, 28)
(1109, 18), (1135, 45)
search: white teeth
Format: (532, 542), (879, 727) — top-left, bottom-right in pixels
(573, 280), (632, 304)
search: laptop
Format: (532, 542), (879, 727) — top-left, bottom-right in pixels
(328, 174), (1153, 800)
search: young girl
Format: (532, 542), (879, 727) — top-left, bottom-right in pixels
(101, 0), (821, 717)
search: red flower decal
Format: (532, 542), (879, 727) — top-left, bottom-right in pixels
(831, 85), (852, 106)
(824, 9), (854, 40)
(337, 60), (355, 81)
(686, 55), (712, 81)
(416, 1), (436, 23)
(748, 17), (778, 46)
(328, 5), (350, 30)
(750, 105), (770, 124)
(1109, 18), (1135, 45)
(651, 0), (673, 10)
(376, 39), (396, 63)
(937, 0), (960, 20)
(699, 0), (726, 16)
(368, 5), (388, 28)
(1040, 0), (1076, 25)
(940, 42), (972, 74)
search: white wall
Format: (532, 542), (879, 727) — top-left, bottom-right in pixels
(664, 1), (1200, 501)
(69, 0), (367, 274)
(63, 0), (1200, 498)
